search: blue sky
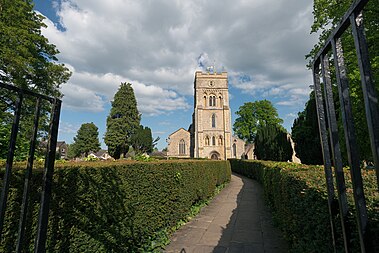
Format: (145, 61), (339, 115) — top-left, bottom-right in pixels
(33, 0), (318, 150)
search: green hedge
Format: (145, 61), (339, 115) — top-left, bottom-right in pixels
(229, 159), (378, 253)
(0, 160), (231, 252)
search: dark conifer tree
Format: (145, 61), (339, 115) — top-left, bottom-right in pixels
(254, 124), (292, 161)
(130, 125), (159, 154)
(104, 83), (141, 159)
(291, 91), (323, 165)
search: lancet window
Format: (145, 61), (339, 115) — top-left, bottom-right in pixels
(179, 139), (186, 155)
(205, 136), (210, 146)
(209, 95), (216, 107)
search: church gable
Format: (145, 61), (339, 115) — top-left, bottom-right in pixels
(167, 128), (190, 158)
(168, 128), (189, 138)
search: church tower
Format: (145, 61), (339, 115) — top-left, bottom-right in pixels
(191, 71), (232, 160)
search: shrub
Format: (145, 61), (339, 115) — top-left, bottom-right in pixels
(229, 159), (378, 253)
(133, 153), (155, 162)
(83, 155), (100, 162)
(0, 160), (231, 252)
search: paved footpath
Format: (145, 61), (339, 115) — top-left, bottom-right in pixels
(164, 173), (288, 253)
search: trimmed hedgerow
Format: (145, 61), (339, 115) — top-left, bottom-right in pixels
(0, 160), (231, 252)
(229, 159), (378, 253)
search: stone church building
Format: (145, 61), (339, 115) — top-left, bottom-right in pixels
(167, 71), (253, 160)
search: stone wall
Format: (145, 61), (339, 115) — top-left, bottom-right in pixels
(231, 136), (246, 159)
(167, 128), (191, 158)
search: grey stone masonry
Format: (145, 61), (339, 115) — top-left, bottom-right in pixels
(164, 174), (288, 253)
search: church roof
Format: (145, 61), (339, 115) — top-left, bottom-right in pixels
(168, 127), (190, 137)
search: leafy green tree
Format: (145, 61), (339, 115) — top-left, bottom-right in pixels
(0, 0), (71, 94)
(0, 108), (12, 159)
(104, 83), (141, 159)
(72, 122), (100, 157)
(233, 100), (283, 143)
(66, 143), (76, 160)
(254, 124), (293, 162)
(291, 91), (323, 165)
(308, 0), (379, 163)
(0, 0), (71, 160)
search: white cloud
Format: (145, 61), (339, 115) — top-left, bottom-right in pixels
(62, 84), (105, 112)
(276, 95), (306, 107)
(59, 64), (190, 115)
(153, 131), (167, 135)
(158, 121), (172, 126)
(39, 0), (317, 115)
(58, 121), (80, 134)
(285, 113), (298, 119)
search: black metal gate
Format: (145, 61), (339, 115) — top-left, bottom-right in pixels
(312, 0), (378, 252)
(0, 82), (61, 252)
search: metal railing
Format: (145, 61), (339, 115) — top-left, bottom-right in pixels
(0, 82), (61, 252)
(312, 0), (378, 252)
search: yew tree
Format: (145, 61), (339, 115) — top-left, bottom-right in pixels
(254, 124), (292, 162)
(130, 125), (157, 154)
(291, 91), (323, 165)
(104, 83), (141, 159)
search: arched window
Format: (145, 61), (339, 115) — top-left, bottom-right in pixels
(204, 96), (207, 107)
(233, 143), (237, 158)
(205, 136), (210, 146)
(211, 153), (218, 160)
(179, 139), (185, 155)
(218, 135), (223, 145)
(211, 113), (216, 128)
(219, 96), (223, 106)
(212, 136), (216, 146)
(209, 95), (216, 106)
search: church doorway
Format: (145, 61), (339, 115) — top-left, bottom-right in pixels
(210, 151), (220, 160)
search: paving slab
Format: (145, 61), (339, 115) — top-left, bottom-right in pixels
(164, 173), (288, 253)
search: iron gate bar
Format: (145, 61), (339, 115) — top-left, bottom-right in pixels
(312, 0), (377, 251)
(313, 0), (369, 62)
(332, 37), (369, 252)
(0, 93), (23, 241)
(0, 82), (61, 251)
(312, 63), (338, 253)
(0, 82), (55, 103)
(321, 54), (351, 252)
(16, 98), (41, 253)
(34, 98), (61, 253)
(350, 12), (379, 188)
